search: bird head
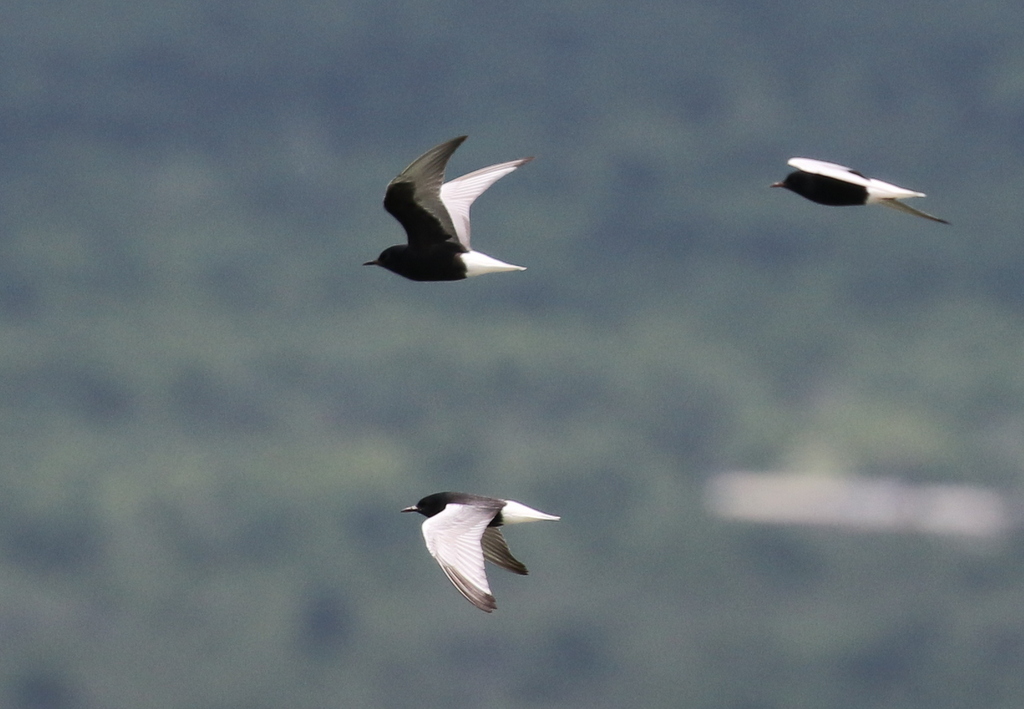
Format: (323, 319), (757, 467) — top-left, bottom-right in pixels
(363, 245), (405, 270)
(401, 493), (452, 517)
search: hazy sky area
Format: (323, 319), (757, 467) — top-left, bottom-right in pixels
(2, 1), (1024, 707)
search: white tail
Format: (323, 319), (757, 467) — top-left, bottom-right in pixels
(501, 500), (561, 524)
(460, 250), (527, 277)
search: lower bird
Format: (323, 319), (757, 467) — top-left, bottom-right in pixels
(365, 136), (532, 280)
(402, 492), (560, 612)
(772, 157), (949, 224)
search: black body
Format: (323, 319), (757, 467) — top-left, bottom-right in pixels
(366, 137), (470, 281)
(368, 243), (467, 281)
(775, 170), (869, 206)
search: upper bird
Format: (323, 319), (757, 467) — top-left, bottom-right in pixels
(402, 491), (560, 612)
(365, 136), (533, 280)
(771, 157), (949, 224)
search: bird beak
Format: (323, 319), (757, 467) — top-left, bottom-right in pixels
(363, 259), (380, 267)
(770, 181), (785, 188)
(401, 506), (418, 513)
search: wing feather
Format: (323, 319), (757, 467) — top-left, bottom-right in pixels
(439, 564), (497, 612)
(481, 527), (528, 575)
(439, 157), (533, 248)
(383, 137), (466, 250)
(788, 158), (872, 187)
(878, 199), (950, 224)
(421, 501), (502, 612)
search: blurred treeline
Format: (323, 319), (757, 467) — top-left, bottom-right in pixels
(2, 1), (1024, 707)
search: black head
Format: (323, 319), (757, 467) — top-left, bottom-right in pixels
(401, 492), (454, 518)
(364, 245), (406, 272)
(772, 170), (823, 194)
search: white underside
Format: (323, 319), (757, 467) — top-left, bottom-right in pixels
(500, 500), (560, 524)
(459, 250), (527, 277)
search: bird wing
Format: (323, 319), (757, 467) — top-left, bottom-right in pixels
(788, 157), (872, 188)
(439, 157), (533, 249)
(481, 527), (528, 575)
(877, 198), (950, 224)
(383, 136), (467, 250)
(421, 501), (503, 612)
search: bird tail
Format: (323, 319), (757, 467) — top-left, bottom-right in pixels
(500, 500), (561, 524)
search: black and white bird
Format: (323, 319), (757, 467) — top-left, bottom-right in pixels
(402, 492), (560, 612)
(365, 136), (532, 281)
(771, 157), (949, 224)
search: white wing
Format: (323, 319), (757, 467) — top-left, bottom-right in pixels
(439, 157), (533, 248)
(421, 503), (498, 612)
(788, 158), (872, 188)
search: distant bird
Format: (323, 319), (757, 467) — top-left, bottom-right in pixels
(771, 157), (949, 224)
(402, 492), (560, 612)
(365, 136), (532, 280)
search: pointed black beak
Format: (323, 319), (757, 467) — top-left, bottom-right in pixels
(770, 181), (786, 188)
(364, 259), (380, 267)
(401, 505), (418, 513)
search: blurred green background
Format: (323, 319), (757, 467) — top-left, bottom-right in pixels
(3, 0), (1024, 707)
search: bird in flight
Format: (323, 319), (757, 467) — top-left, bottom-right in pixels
(402, 491), (559, 612)
(772, 157), (949, 224)
(366, 136), (533, 280)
